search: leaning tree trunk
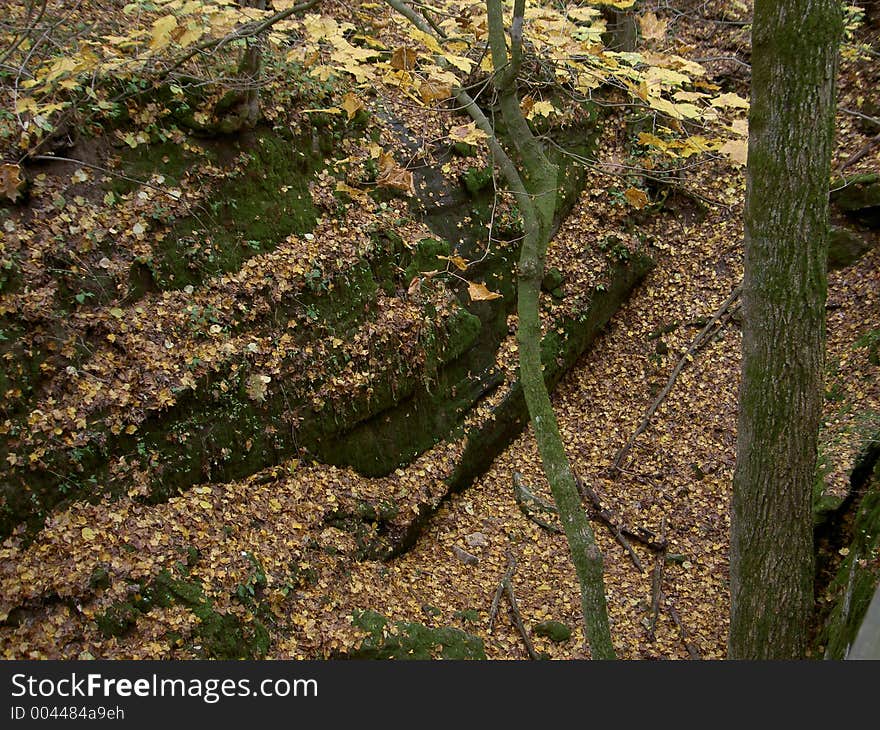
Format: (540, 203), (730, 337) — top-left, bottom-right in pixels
(486, 0), (615, 659)
(729, 0), (841, 659)
(385, 0), (615, 660)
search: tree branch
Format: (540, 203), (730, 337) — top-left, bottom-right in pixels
(612, 285), (742, 473)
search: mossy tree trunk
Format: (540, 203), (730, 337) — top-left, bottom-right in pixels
(729, 0), (841, 659)
(484, 0), (615, 659)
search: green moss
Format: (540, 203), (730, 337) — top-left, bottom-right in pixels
(96, 569), (269, 658)
(316, 303), (482, 478)
(827, 226), (872, 270)
(0, 255), (19, 293)
(154, 129), (320, 290)
(348, 610), (486, 659)
(533, 620), (572, 643)
(110, 140), (197, 197)
(461, 165), (494, 197)
(831, 173), (880, 212)
(95, 602), (139, 638)
(88, 566), (111, 591)
(541, 267), (564, 293)
(403, 238), (451, 282)
(452, 141), (477, 157)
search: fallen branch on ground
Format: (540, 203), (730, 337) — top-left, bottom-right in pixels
(513, 472), (562, 534)
(611, 285), (742, 473)
(835, 131), (880, 174)
(668, 602), (701, 659)
(648, 517), (667, 640)
(488, 552), (540, 659)
(576, 477), (668, 553)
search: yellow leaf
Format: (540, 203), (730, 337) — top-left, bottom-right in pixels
(467, 281), (502, 301)
(438, 254), (469, 271)
(728, 118), (749, 137)
(198, 500), (212, 509)
(448, 122), (488, 146)
(443, 53), (472, 73)
(419, 78), (452, 103)
(341, 92), (364, 120)
(302, 106), (342, 114)
(407, 27), (442, 54)
(81, 527), (96, 540)
(527, 100), (557, 119)
(151, 14), (178, 51)
(335, 181), (369, 200)
(125, 424), (138, 434)
(178, 23), (204, 48)
(648, 95), (683, 119)
(639, 12), (668, 41)
(673, 90), (706, 102)
(14, 97), (37, 114)
(638, 132), (669, 152)
(624, 187), (649, 209)
(711, 92), (750, 109)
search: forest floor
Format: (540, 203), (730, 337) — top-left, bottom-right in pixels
(1, 1), (878, 660)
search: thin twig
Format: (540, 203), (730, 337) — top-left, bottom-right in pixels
(489, 551), (540, 659)
(668, 602), (701, 660)
(576, 477), (668, 553)
(513, 472), (563, 534)
(30, 155), (189, 202)
(158, 0), (321, 81)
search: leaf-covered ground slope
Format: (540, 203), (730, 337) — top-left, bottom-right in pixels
(1, 0), (878, 659)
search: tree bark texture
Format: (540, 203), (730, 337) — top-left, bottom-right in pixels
(729, 0), (841, 659)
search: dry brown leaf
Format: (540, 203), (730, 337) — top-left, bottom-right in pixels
(390, 46), (418, 71)
(0, 163), (25, 202)
(467, 281), (502, 301)
(419, 78), (452, 103)
(639, 12), (668, 41)
(341, 92), (365, 120)
(624, 187), (649, 209)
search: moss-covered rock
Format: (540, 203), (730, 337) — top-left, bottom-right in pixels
(533, 620), (572, 643)
(402, 238), (450, 283)
(818, 456), (880, 658)
(347, 610), (486, 659)
(152, 129), (320, 291)
(828, 226), (873, 269)
(95, 568), (269, 658)
(461, 165), (494, 197)
(831, 173), (880, 213)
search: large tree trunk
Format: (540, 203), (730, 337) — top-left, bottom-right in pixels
(729, 0), (841, 659)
